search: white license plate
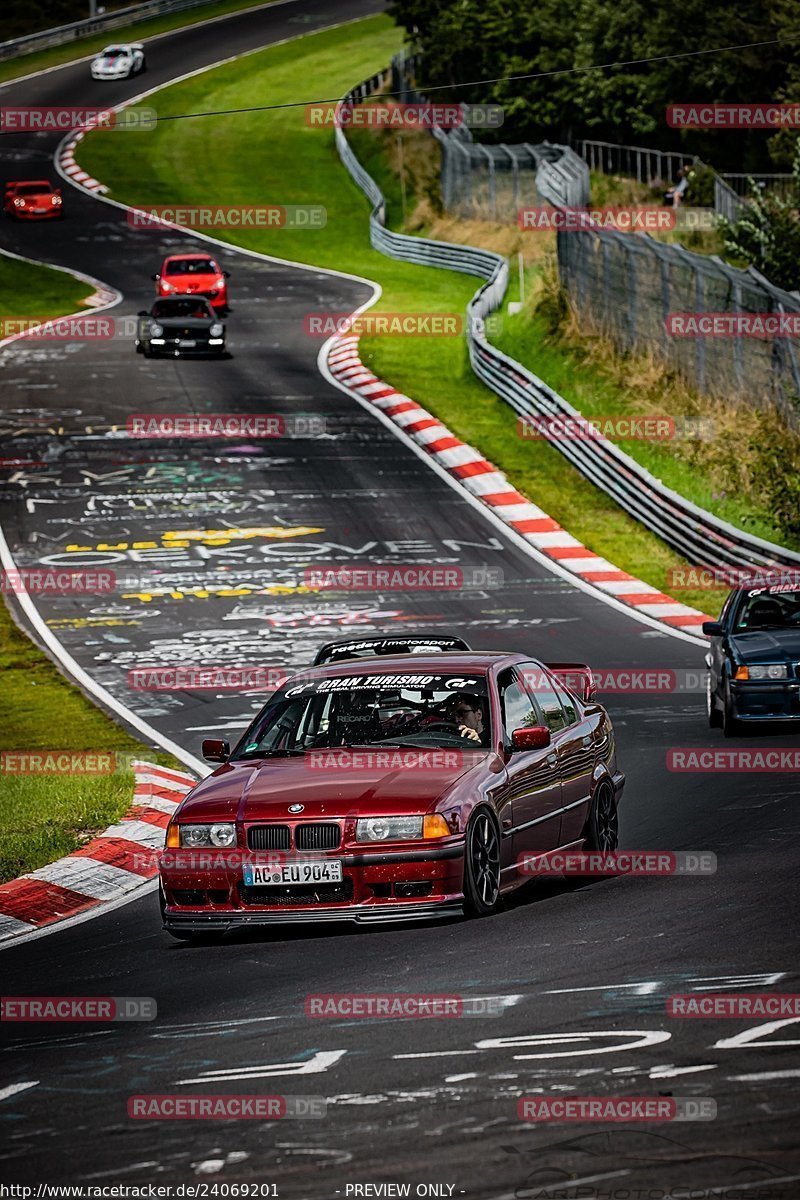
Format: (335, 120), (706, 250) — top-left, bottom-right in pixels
(243, 860), (343, 887)
(178, 339), (197, 347)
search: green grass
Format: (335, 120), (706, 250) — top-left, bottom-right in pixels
(78, 14), (729, 616)
(0, 598), (184, 882)
(0, 252), (184, 883)
(0, 251), (94, 319)
(493, 279), (795, 551)
(0, 0), (282, 84)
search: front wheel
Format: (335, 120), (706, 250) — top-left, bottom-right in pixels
(722, 686), (741, 738)
(584, 783), (618, 853)
(463, 810), (501, 917)
(707, 673), (722, 728)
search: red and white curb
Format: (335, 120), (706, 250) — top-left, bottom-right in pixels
(59, 128), (108, 193)
(326, 335), (712, 637)
(0, 761), (194, 943)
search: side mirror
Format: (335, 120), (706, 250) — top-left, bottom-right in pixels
(202, 738), (230, 762)
(223, 270), (231, 278)
(702, 621), (724, 636)
(511, 726), (551, 751)
(151, 273), (160, 281)
(137, 310), (147, 317)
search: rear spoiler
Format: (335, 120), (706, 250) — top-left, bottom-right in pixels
(544, 662), (596, 702)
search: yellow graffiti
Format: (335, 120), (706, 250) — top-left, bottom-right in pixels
(65, 526), (323, 552)
(121, 584), (319, 603)
(47, 618), (141, 628)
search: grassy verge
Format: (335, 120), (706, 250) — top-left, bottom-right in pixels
(0, 254), (184, 883)
(0, 0), (281, 85)
(78, 14), (732, 615)
(0, 251), (95, 319)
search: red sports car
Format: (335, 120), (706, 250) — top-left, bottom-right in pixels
(159, 650), (624, 939)
(4, 180), (63, 220)
(152, 254), (229, 311)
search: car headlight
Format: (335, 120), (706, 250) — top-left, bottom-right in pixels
(737, 663), (789, 681)
(51, 195), (62, 205)
(13, 198), (24, 207)
(179, 823), (236, 848)
(357, 816), (422, 842)
(209, 323), (224, 338)
(149, 323), (163, 337)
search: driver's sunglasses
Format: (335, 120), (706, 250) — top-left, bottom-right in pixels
(453, 706), (476, 718)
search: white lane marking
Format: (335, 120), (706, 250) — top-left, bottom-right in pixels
(728, 1069), (800, 1081)
(445, 1073), (479, 1083)
(544, 981), (662, 995)
(652, 1070), (719, 1080)
(98, 819), (165, 847)
(649, 1063), (718, 1079)
(476, 1031), (673, 1058)
(175, 1049), (347, 1084)
(713, 1018), (800, 1050)
(394, 1050), (480, 1060)
(0, 1081), (39, 1101)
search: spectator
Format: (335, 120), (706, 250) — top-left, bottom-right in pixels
(665, 162), (693, 208)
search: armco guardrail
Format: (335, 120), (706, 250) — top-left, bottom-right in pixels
(334, 70), (800, 574)
(0, 0), (218, 61)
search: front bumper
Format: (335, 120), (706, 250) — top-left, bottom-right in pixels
(161, 839), (465, 929)
(9, 207), (61, 220)
(729, 680), (800, 721)
(146, 338), (225, 356)
(164, 899), (464, 931)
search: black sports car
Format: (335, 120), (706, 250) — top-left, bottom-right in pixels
(704, 583), (800, 734)
(135, 297), (226, 357)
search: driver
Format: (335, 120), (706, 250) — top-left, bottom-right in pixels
(444, 692), (484, 744)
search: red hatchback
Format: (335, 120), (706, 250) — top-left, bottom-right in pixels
(153, 253), (229, 311)
(159, 652), (625, 939)
(4, 180), (63, 220)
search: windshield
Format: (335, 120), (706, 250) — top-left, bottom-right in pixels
(733, 587), (800, 631)
(164, 259), (217, 276)
(151, 299), (213, 319)
(101, 48), (126, 57)
(233, 673), (491, 756)
(13, 184), (52, 196)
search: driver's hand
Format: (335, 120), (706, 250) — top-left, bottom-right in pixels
(458, 725), (480, 742)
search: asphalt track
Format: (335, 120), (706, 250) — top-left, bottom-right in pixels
(1, 2), (799, 1194)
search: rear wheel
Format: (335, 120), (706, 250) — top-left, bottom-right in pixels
(463, 810), (501, 917)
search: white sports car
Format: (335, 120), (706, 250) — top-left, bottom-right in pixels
(90, 44), (146, 80)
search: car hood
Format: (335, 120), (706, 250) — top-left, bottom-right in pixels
(94, 56), (129, 66)
(15, 192), (55, 202)
(731, 628), (800, 665)
(177, 751), (489, 822)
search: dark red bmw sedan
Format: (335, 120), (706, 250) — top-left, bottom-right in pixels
(159, 652), (625, 939)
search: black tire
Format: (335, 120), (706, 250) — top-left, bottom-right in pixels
(462, 809), (501, 917)
(142, 344), (152, 358)
(707, 673), (722, 728)
(584, 783), (619, 854)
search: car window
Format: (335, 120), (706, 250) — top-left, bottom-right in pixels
(164, 259), (217, 275)
(498, 670), (538, 741)
(553, 683), (577, 726)
(517, 663), (569, 732)
(733, 587), (800, 631)
(152, 299), (213, 319)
